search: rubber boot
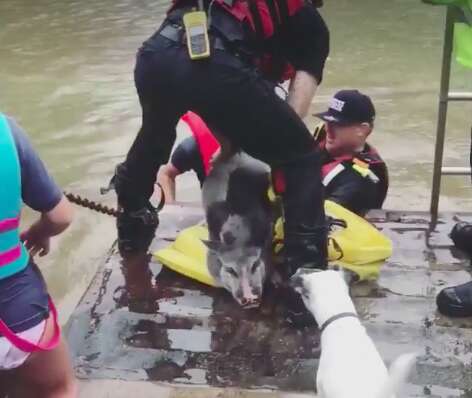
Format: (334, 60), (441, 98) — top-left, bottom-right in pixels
(112, 163), (159, 256)
(450, 222), (472, 257)
(273, 151), (328, 276)
(272, 151), (328, 327)
(437, 281), (472, 317)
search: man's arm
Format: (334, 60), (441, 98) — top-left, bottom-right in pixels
(157, 163), (181, 204)
(326, 173), (379, 216)
(157, 136), (202, 203)
(287, 71), (319, 119)
(279, 5), (330, 119)
(21, 196), (73, 257)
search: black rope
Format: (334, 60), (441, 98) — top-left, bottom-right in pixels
(64, 184), (166, 218)
(64, 191), (118, 217)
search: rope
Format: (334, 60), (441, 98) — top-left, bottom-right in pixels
(64, 192), (119, 217)
(64, 184), (166, 218)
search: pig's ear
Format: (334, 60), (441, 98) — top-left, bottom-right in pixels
(201, 239), (224, 252)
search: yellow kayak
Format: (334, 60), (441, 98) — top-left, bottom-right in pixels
(154, 200), (393, 286)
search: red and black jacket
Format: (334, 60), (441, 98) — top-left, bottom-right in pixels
(168, 0), (327, 83)
(314, 123), (389, 215)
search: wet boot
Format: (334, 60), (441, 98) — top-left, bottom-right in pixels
(437, 280), (472, 317)
(450, 222), (472, 257)
(273, 152), (328, 326)
(112, 163), (159, 256)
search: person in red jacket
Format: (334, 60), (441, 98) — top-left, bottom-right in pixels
(313, 90), (389, 216)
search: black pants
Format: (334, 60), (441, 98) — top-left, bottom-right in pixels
(120, 29), (316, 208)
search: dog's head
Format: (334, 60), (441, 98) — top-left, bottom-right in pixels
(203, 239), (268, 309)
(289, 268), (350, 315)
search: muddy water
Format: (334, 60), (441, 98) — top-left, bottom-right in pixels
(1, 0), (471, 317)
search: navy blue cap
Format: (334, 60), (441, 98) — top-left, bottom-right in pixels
(315, 90), (376, 125)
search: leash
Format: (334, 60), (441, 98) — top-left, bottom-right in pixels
(64, 184), (166, 218)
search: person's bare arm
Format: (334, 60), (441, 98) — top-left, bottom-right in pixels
(279, 5), (329, 118)
(20, 195), (74, 257)
(287, 70), (318, 120)
(157, 164), (181, 204)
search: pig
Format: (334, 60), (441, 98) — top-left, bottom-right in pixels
(202, 152), (274, 308)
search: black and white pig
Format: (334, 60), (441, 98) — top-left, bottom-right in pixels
(202, 152), (274, 308)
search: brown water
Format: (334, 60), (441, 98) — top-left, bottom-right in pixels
(1, 0), (472, 315)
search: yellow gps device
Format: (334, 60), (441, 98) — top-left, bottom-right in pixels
(183, 11), (211, 60)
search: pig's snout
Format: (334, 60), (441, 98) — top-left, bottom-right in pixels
(240, 296), (260, 309)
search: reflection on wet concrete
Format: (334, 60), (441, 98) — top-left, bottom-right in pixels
(66, 205), (472, 395)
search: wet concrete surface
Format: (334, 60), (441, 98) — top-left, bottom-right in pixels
(67, 205), (472, 396)
(78, 380), (316, 398)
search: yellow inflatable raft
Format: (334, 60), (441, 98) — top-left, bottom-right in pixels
(154, 200), (392, 286)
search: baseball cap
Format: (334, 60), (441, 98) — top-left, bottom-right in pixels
(315, 90), (376, 125)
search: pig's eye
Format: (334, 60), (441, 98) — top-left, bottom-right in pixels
(251, 260), (261, 273)
(225, 267), (238, 277)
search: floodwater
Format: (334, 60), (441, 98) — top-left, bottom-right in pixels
(1, 0), (471, 339)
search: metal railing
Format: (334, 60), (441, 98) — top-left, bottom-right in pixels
(430, 5), (472, 219)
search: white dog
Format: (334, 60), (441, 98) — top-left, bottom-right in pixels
(290, 269), (416, 398)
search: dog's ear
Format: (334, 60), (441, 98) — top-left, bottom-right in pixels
(289, 268), (320, 293)
(289, 272), (304, 291)
(201, 239), (225, 252)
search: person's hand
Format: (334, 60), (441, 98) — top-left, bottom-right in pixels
(20, 223), (51, 257)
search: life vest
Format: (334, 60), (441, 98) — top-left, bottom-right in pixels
(256, 54), (295, 83)
(168, 0), (304, 82)
(0, 114), (61, 353)
(313, 123), (389, 206)
(170, 0), (304, 39)
(0, 114), (29, 280)
(181, 111), (220, 175)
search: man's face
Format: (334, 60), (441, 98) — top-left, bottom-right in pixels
(324, 121), (371, 157)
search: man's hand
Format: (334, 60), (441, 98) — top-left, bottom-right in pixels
(21, 223), (51, 257)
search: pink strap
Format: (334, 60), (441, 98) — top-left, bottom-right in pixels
(0, 296), (61, 352)
(0, 217), (19, 233)
(0, 246), (21, 267)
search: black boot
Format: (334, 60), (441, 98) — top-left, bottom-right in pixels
(450, 222), (472, 257)
(273, 151), (328, 277)
(437, 281), (472, 317)
(112, 163), (159, 255)
(273, 152), (328, 326)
